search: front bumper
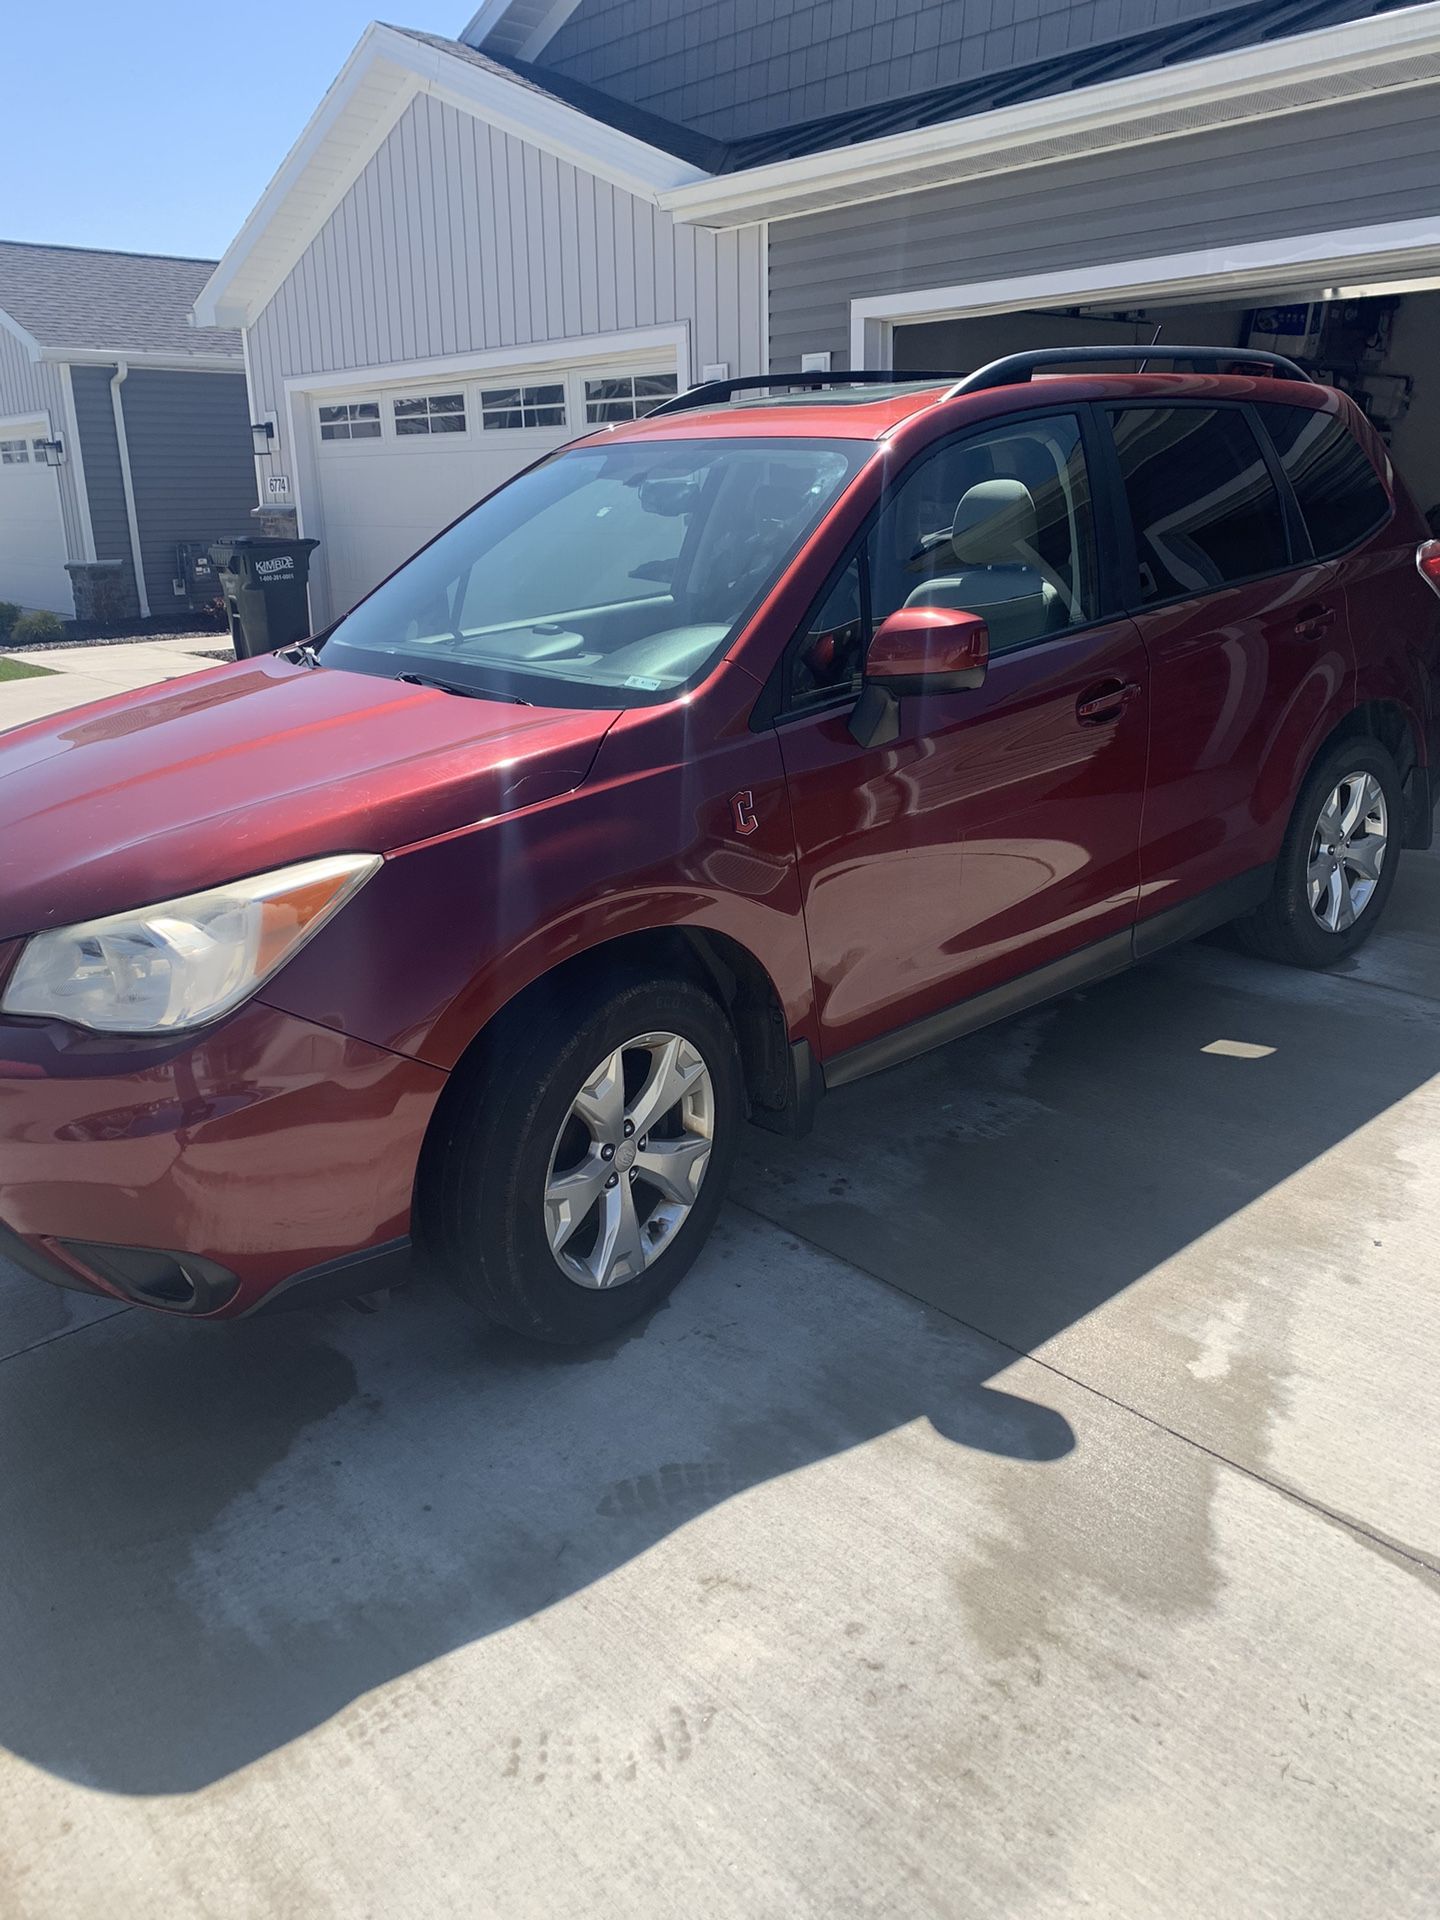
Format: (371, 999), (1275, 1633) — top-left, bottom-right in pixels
(0, 1000), (448, 1318)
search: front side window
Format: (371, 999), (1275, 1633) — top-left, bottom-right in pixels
(1110, 406), (1289, 603)
(322, 436), (863, 708)
(1252, 402), (1391, 557)
(480, 384), (566, 431)
(786, 412), (1097, 709)
(394, 391), (466, 436)
(319, 401), (381, 442)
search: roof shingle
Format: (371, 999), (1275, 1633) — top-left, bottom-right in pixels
(0, 240), (241, 358)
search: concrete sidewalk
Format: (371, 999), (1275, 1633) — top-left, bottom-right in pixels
(0, 633), (220, 728)
(1, 855), (1437, 1917)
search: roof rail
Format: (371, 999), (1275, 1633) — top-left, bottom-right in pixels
(643, 369), (969, 417)
(944, 345), (1314, 397)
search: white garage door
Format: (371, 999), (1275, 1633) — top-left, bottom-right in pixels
(0, 431), (72, 616)
(311, 362), (678, 618)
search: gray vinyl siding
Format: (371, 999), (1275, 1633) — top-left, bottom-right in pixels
(536, 0), (1255, 141)
(245, 89), (765, 480)
(767, 86), (1440, 369)
(122, 369), (255, 613)
(69, 366), (135, 590)
(0, 325), (89, 565)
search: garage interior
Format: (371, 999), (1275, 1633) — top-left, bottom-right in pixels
(893, 282), (1440, 521)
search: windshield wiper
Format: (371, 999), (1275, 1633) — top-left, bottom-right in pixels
(280, 641), (322, 669)
(395, 670), (531, 705)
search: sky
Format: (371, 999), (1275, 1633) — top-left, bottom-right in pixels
(1, 1), (443, 261)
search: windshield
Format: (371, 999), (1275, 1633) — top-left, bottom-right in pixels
(321, 436), (863, 708)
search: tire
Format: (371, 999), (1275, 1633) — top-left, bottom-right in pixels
(421, 972), (742, 1345)
(1232, 737), (1403, 968)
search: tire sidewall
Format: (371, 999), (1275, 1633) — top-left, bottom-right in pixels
(449, 976), (742, 1344)
(1273, 740), (1402, 966)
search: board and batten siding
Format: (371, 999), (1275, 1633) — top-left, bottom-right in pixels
(0, 325), (89, 568)
(767, 86), (1440, 368)
(245, 88), (765, 479)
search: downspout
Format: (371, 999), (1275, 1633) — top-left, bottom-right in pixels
(109, 360), (150, 618)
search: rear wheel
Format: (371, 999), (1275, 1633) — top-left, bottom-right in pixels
(1233, 738), (1401, 968)
(422, 974), (742, 1345)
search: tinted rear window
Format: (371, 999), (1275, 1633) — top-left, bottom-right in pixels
(1109, 405), (1289, 605)
(1253, 403), (1391, 558)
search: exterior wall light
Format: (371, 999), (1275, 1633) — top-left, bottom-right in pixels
(250, 420), (276, 456)
(35, 437), (65, 468)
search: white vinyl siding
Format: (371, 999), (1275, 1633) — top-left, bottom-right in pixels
(0, 326), (88, 578)
(244, 89), (764, 480)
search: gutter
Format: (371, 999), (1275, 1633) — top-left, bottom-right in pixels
(109, 362), (151, 620)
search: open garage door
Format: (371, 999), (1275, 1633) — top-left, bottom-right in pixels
(0, 428), (73, 617)
(892, 282), (1440, 526)
(308, 358), (678, 620)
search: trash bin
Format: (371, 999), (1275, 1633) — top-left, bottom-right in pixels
(208, 536), (319, 657)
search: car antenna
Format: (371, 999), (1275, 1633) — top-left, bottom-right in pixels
(1137, 321), (1162, 374)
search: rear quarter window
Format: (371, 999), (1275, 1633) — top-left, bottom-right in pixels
(1253, 403), (1392, 558)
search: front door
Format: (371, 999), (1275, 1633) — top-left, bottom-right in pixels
(774, 410), (1149, 1066)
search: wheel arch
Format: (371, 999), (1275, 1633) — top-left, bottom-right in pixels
(1315, 699), (1432, 848)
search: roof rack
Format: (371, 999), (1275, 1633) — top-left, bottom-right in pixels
(643, 348), (1315, 419)
(643, 370), (970, 417)
(943, 345), (1314, 396)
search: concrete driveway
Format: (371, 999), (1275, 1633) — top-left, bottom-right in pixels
(1, 857), (1437, 1917)
(0, 634), (216, 728)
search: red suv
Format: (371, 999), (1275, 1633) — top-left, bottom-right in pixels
(2, 350), (1437, 1342)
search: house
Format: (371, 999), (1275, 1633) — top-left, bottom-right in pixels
(193, 0), (1440, 630)
(0, 242), (256, 621)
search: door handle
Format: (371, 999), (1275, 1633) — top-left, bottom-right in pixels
(1076, 679), (1142, 725)
(1294, 604), (1337, 640)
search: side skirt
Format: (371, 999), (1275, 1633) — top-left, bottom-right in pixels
(821, 864), (1274, 1094)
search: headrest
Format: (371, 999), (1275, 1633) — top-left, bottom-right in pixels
(950, 478), (1039, 567)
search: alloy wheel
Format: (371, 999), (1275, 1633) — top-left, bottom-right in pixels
(1307, 771), (1388, 933)
(543, 1031), (715, 1289)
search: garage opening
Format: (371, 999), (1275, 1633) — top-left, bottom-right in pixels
(0, 428), (74, 617)
(893, 284), (1440, 524)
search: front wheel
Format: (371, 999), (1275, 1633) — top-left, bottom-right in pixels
(422, 974), (742, 1345)
(1233, 738), (1402, 968)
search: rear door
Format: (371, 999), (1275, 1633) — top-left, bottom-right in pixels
(773, 408), (1149, 1066)
(1102, 399), (1352, 929)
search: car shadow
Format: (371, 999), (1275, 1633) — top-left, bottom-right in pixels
(0, 862), (1436, 1795)
(0, 1209), (1071, 1795)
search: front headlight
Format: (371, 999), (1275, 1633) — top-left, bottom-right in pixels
(1, 853), (380, 1034)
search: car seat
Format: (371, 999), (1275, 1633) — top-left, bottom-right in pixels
(903, 478), (1057, 650)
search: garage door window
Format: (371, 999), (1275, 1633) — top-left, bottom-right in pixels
(1109, 406), (1289, 604)
(0, 438), (31, 464)
(584, 373), (678, 424)
(480, 384), (566, 431)
(394, 392), (467, 436)
(319, 402), (381, 442)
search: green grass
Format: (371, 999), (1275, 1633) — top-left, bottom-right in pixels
(0, 657), (59, 681)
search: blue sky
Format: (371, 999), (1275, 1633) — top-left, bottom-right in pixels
(5, 1), (429, 260)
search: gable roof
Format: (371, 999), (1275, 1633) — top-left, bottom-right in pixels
(193, 3), (1440, 329)
(0, 240), (241, 362)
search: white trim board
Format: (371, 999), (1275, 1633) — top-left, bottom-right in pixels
(0, 410), (50, 436)
(58, 365), (96, 564)
(847, 218), (1440, 365)
(664, 2), (1440, 227)
(280, 324), (692, 402)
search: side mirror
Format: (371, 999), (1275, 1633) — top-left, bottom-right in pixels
(849, 607), (989, 747)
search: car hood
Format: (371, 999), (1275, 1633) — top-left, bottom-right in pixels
(0, 655), (619, 940)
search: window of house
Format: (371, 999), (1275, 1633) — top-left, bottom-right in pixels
(1252, 403), (1391, 558)
(1109, 406), (1289, 603)
(318, 401), (381, 442)
(0, 438), (31, 464)
(394, 391), (467, 436)
(479, 384), (567, 431)
(584, 372), (679, 424)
